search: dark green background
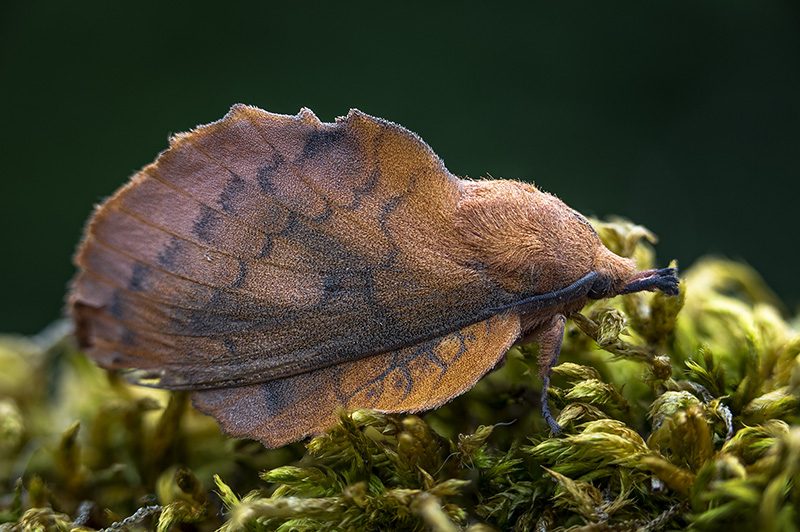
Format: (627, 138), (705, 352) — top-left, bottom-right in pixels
(2, 1), (799, 334)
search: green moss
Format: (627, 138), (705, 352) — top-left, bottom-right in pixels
(1, 219), (799, 531)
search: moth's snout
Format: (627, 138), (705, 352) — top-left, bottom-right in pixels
(619, 267), (680, 296)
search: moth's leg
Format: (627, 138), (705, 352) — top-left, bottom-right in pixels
(537, 314), (567, 434)
(619, 267), (679, 296)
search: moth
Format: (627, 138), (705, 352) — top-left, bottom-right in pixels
(70, 105), (679, 447)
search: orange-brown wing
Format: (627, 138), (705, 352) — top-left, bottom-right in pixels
(190, 313), (521, 447)
(71, 105), (530, 389)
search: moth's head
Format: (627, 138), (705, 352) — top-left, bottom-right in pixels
(587, 245), (636, 299)
(589, 246), (680, 300)
(455, 179), (679, 300)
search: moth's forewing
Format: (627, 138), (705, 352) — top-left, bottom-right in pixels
(72, 107), (530, 393)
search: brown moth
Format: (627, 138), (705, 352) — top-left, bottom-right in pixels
(70, 105), (679, 447)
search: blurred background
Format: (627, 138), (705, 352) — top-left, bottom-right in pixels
(2, 1), (798, 334)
